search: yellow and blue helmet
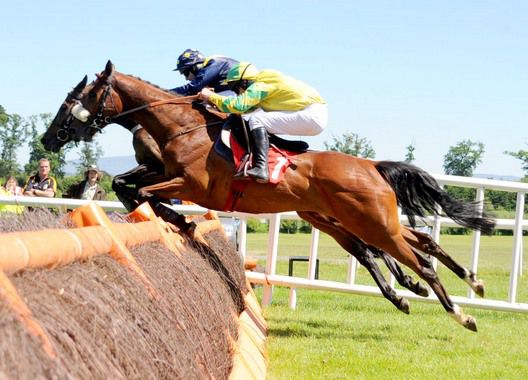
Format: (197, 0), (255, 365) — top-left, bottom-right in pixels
(174, 48), (205, 73)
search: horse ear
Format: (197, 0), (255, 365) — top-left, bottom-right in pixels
(105, 60), (114, 76)
(71, 75), (87, 97)
(74, 75), (88, 91)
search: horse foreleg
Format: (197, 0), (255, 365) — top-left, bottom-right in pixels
(113, 164), (150, 187)
(112, 165), (152, 212)
(402, 227), (485, 297)
(137, 176), (187, 201)
(114, 185), (140, 212)
(138, 177), (196, 235)
(298, 211), (410, 314)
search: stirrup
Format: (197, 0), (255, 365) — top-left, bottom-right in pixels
(233, 157), (251, 180)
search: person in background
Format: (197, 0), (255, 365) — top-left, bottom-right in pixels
(4, 176), (23, 196)
(24, 158), (57, 197)
(63, 164), (106, 201)
(0, 176), (24, 213)
(170, 48), (239, 96)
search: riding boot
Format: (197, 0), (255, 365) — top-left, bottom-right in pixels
(245, 127), (270, 183)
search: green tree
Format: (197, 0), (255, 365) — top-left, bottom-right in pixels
(280, 220), (300, 234)
(324, 132), (375, 158)
(0, 106), (28, 178)
(443, 140), (485, 177)
(404, 143), (415, 163)
(75, 141), (104, 174)
(25, 113), (69, 180)
(504, 147), (528, 179)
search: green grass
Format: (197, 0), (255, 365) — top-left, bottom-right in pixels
(246, 233), (528, 379)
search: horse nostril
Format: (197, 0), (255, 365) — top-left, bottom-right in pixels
(57, 129), (70, 142)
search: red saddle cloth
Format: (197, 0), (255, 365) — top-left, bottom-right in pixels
(223, 135), (300, 211)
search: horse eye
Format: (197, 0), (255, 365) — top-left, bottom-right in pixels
(88, 91), (96, 98)
(60, 104), (67, 111)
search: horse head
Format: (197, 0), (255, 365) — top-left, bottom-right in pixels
(42, 60), (121, 152)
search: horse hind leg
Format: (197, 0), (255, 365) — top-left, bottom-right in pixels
(355, 247), (410, 314)
(298, 212), (410, 314)
(414, 248), (477, 331)
(402, 228), (484, 297)
(369, 245), (429, 297)
(376, 234), (477, 331)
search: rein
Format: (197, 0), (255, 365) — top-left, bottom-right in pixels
(109, 94), (200, 122)
(94, 82), (224, 145)
(106, 92), (225, 145)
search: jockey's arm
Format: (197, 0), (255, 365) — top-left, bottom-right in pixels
(201, 83), (268, 114)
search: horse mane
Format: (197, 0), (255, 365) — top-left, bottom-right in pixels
(124, 74), (180, 97)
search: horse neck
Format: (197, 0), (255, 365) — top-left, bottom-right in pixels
(112, 73), (214, 150)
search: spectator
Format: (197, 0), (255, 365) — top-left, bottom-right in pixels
(63, 164), (106, 200)
(4, 176), (23, 196)
(0, 176), (24, 213)
(24, 158), (57, 197)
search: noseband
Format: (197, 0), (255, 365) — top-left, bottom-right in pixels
(56, 80), (115, 142)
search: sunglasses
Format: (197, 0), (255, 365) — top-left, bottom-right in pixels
(180, 68), (192, 77)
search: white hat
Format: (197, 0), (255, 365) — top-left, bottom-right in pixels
(86, 164), (99, 173)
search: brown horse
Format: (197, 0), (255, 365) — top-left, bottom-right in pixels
(42, 73), (434, 313)
(42, 61), (496, 331)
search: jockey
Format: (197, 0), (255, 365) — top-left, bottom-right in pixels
(199, 62), (327, 183)
(170, 48), (239, 96)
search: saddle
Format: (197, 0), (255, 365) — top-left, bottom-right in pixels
(194, 104), (309, 211)
(212, 114), (309, 179)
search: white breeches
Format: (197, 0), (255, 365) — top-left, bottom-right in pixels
(242, 103), (328, 135)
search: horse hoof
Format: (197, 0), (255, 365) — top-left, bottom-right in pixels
(474, 280), (485, 298)
(414, 283), (429, 297)
(398, 298), (410, 314)
(137, 189), (150, 199)
(464, 316), (478, 332)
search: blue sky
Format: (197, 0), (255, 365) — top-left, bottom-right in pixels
(1, 0), (526, 177)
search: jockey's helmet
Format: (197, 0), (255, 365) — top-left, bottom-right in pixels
(174, 49), (205, 75)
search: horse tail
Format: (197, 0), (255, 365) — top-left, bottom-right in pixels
(375, 161), (496, 235)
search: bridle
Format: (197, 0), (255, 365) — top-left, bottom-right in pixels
(56, 80), (114, 142)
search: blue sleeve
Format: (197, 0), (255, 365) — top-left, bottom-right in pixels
(170, 60), (224, 95)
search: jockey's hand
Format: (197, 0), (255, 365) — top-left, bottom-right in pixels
(199, 88), (215, 102)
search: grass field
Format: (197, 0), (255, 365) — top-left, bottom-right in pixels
(246, 232), (528, 380)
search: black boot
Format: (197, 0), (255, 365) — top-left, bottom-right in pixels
(246, 127), (269, 183)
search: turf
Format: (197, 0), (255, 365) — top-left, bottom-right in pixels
(247, 233), (528, 380)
